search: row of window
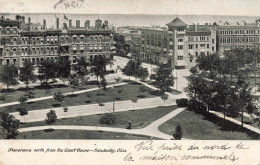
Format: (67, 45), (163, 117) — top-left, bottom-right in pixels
(220, 36), (259, 43)
(219, 29), (260, 35)
(188, 36), (211, 42)
(188, 44), (210, 49)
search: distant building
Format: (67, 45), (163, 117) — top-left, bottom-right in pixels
(216, 19), (260, 56)
(0, 15), (115, 67)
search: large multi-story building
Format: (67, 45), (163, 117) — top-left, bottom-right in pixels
(0, 15), (115, 68)
(135, 17), (217, 69)
(217, 19), (260, 56)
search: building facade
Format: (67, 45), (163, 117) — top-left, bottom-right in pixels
(0, 15), (115, 68)
(217, 19), (260, 56)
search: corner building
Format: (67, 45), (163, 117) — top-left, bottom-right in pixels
(0, 16), (115, 68)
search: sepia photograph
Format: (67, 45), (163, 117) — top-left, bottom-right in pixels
(0, 0), (259, 164)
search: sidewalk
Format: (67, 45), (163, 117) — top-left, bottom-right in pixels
(0, 82), (127, 108)
(18, 107), (188, 140)
(11, 96), (177, 123)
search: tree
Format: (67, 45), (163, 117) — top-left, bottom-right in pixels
(19, 59), (37, 91)
(173, 124), (183, 140)
(18, 95), (28, 105)
(236, 79), (257, 127)
(69, 74), (80, 95)
(137, 67), (149, 81)
(0, 65), (19, 91)
(153, 64), (174, 92)
(53, 91), (65, 105)
(18, 95), (28, 116)
(123, 60), (141, 80)
(160, 93), (169, 106)
(91, 56), (106, 82)
(38, 58), (57, 88)
(0, 110), (20, 139)
(45, 109), (57, 129)
(73, 56), (88, 84)
(56, 56), (71, 85)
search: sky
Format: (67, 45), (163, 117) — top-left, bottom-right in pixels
(0, 0), (260, 16)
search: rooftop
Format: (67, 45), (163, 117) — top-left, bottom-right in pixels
(166, 17), (187, 27)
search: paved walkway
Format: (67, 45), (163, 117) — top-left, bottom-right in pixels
(0, 82), (127, 108)
(209, 110), (260, 135)
(18, 107), (187, 140)
(11, 97), (177, 123)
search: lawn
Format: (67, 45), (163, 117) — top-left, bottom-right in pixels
(18, 130), (160, 140)
(3, 81), (158, 113)
(20, 105), (178, 129)
(158, 110), (260, 140)
(0, 81), (101, 104)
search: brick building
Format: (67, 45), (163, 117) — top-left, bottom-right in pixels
(0, 15), (115, 68)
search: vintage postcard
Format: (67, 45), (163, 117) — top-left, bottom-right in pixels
(0, 0), (259, 164)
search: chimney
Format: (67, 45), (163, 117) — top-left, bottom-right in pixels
(56, 18), (59, 29)
(76, 20), (80, 28)
(28, 17), (31, 24)
(63, 22), (68, 29)
(43, 19), (46, 29)
(195, 24), (197, 31)
(205, 23), (208, 25)
(85, 20), (90, 28)
(69, 19), (72, 28)
(104, 20), (108, 27)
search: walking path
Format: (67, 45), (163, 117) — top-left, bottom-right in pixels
(0, 82), (127, 108)
(209, 110), (260, 135)
(11, 97), (177, 123)
(18, 107), (187, 140)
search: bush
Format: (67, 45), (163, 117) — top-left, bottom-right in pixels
(188, 99), (207, 114)
(0, 95), (5, 101)
(99, 113), (117, 125)
(17, 108), (28, 116)
(173, 124), (183, 140)
(176, 98), (188, 107)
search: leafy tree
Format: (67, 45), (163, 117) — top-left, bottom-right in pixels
(73, 56), (88, 83)
(45, 109), (57, 129)
(19, 59), (36, 91)
(18, 95), (28, 105)
(173, 124), (183, 140)
(123, 60), (141, 80)
(153, 64), (174, 92)
(0, 65), (19, 91)
(53, 91), (65, 105)
(137, 67), (149, 81)
(69, 74), (80, 95)
(56, 56), (71, 84)
(235, 79), (257, 127)
(38, 58), (57, 88)
(0, 110), (20, 139)
(91, 56), (106, 82)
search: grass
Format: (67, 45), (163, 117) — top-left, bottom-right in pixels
(3, 81), (158, 113)
(20, 105), (178, 129)
(18, 130), (161, 140)
(0, 81), (100, 104)
(158, 110), (260, 140)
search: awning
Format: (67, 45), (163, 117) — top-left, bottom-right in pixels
(94, 47), (97, 50)
(176, 60), (187, 66)
(80, 47), (84, 50)
(72, 46), (77, 50)
(99, 47), (102, 50)
(54, 38), (58, 41)
(89, 47), (93, 50)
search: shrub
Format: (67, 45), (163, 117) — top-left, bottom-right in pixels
(188, 99), (207, 114)
(0, 95), (5, 101)
(99, 113), (117, 125)
(173, 124), (183, 140)
(17, 108), (28, 116)
(176, 98), (188, 107)
(139, 86), (146, 93)
(63, 107), (68, 112)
